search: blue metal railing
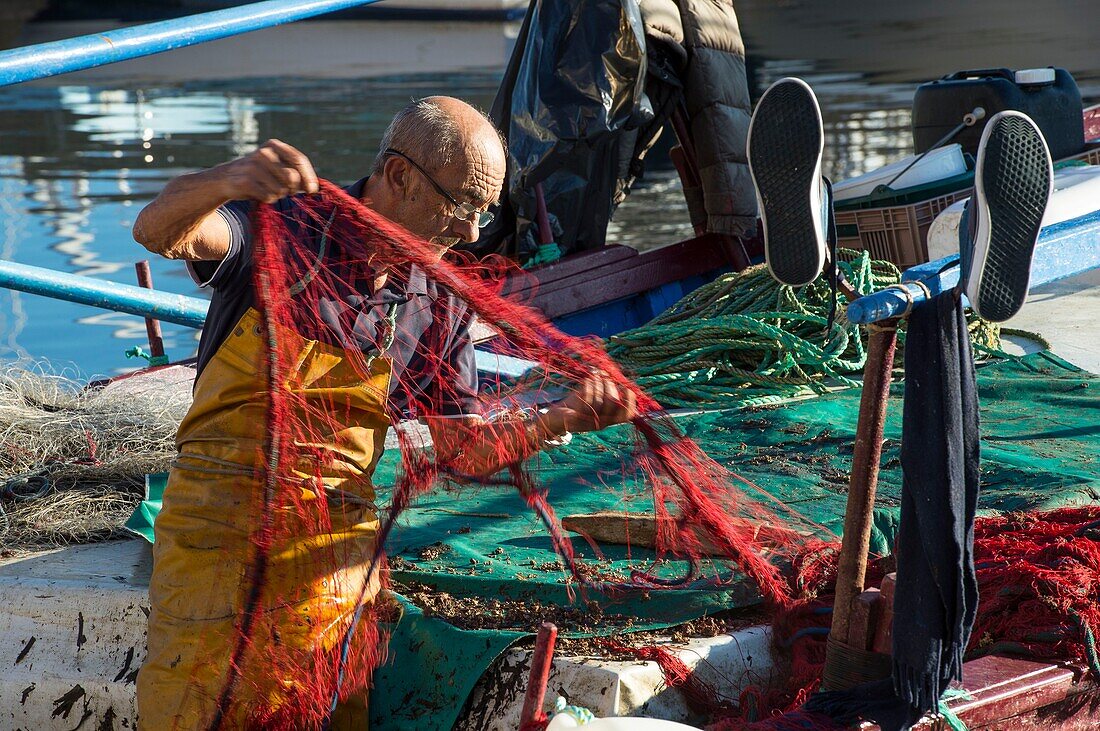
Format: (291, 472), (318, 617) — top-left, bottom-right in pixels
(0, 260), (210, 328)
(0, 259), (536, 376)
(0, 0), (382, 87)
(847, 209), (1100, 324)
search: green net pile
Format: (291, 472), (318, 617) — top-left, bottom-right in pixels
(607, 250), (1007, 409)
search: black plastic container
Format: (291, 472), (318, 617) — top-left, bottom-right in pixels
(912, 67), (1084, 160)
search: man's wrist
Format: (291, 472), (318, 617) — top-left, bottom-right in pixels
(197, 165), (238, 204)
(533, 406), (572, 445)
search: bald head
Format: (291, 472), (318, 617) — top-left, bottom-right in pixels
(372, 96), (503, 176)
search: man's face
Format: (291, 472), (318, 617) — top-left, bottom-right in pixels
(390, 134), (506, 261)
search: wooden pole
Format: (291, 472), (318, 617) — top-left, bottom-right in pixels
(824, 320), (898, 684)
(519, 622), (558, 728)
(534, 183), (554, 247)
(134, 260), (165, 360)
(670, 106), (701, 187)
(872, 573), (897, 654)
(847, 587), (882, 651)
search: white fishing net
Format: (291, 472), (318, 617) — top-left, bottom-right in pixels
(0, 363), (191, 552)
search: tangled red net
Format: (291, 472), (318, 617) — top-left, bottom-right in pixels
(671, 507), (1100, 729)
(207, 180), (1100, 729)
(202, 179), (837, 728)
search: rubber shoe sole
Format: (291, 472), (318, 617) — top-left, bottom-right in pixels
(748, 77), (826, 287)
(964, 111), (1053, 323)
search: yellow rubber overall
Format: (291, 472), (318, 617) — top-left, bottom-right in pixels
(137, 308), (390, 730)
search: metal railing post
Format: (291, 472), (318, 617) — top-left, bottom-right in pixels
(0, 0), (384, 87)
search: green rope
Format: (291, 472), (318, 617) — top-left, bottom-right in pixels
(605, 251), (896, 408)
(603, 250), (1008, 409)
(523, 242), (562, 269)
(125, 345), (169, 367)
(970, 325), (1052, 361)
(936, 688), (973, 731)
(1085, 622), (1100, 678)
(1069, 611), (1100, 678)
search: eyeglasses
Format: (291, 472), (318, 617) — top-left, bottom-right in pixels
(385, 148), (495, 228)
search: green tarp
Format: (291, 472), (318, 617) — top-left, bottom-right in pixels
(124, 471), (166, 543)
(126, 352), (1100, 729)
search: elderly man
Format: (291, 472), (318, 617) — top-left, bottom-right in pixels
(133, 96), (635, 729)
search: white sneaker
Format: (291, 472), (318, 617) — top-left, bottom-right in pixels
(962, 111), (1053, 322)
(747, 77), (827, 287)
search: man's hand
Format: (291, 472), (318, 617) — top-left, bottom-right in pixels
(539, 375), (638, 436)
(133, 139), (320, 261)
(426, 376), (637, 479)
(214, 139), (320, 203)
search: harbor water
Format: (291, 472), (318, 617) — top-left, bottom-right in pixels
(0, 1), (1097, 376)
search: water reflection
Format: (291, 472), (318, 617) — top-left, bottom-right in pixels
(0, 172), (31, 362)
(737, 0), (1100, 92)
(0, 70), (506, 375)
(0, 12), (1097, 374)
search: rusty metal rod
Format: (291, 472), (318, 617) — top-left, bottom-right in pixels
(534, 182), (553, 247)
(134, 260), (165, 359)
(824, 320), (898, 685)
(519, 622), (558, 728)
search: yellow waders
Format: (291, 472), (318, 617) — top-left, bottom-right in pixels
(137, 308), (390, 730)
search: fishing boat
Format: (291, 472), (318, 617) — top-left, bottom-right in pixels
(1, 3), (1099, 730)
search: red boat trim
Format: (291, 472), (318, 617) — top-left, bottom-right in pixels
(864, 655), (1097, 730)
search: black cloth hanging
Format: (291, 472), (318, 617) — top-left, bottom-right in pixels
(808, 291), (980, 730)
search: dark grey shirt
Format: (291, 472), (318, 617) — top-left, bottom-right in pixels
(188, 178), (480, 418)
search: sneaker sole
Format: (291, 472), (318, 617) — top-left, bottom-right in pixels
(966, 112), (1053, 322)
(748, 78), (826, 287)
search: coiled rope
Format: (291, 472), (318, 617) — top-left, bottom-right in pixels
(605, 250), (1036, 410)
(606, 250), (901, 409)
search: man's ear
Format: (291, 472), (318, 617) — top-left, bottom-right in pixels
(382, 155), (409, 196)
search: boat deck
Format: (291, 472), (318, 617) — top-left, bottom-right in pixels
(1003, 267), (1100, 372)
(2, 267), (1098, 730)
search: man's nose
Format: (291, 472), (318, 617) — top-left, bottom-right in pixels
(452, 216), (479, 244)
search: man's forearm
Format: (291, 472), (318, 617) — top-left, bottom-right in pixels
(133, 139), (320, 262)
(428, 409), (567, 479)
(132, 167), (233, 261)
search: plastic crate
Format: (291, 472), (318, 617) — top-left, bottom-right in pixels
(835, 188), (974, 268)
(833, 141), (1099, 269)
(1085, 104), (1100, 142)
(1066, 142), (1100, 165)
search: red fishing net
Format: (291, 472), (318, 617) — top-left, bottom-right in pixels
(970, 507), (1100, 673)
(667, 507), (1100, 729)
(207, 180), (834, 728)
(206, 180), (1100, 729)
